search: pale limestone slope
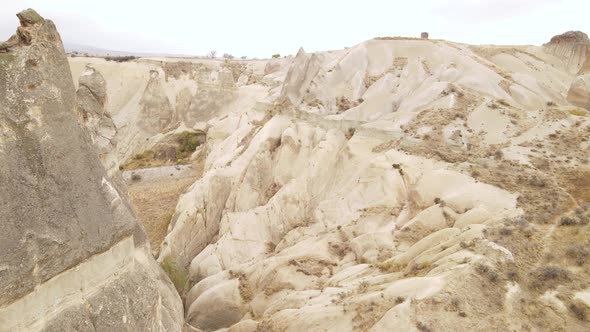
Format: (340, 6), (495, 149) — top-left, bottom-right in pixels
(157, 36), (590, 331)
(68, 56), (293, 167)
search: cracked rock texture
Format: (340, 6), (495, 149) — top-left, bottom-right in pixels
(3, 7), (590, 332)
(0, 9), (183, 331)
(155, 36), (590, 331)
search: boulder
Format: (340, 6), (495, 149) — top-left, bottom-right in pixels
(16, 8), (45, 26)
(186, 279), (246, 331)
(181, 81), (238, 127)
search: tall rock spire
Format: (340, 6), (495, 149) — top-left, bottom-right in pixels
(0, 9), (184, 331)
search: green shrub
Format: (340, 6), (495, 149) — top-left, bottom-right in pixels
(176, 131), (200, 161)
(272, 53), (280, 58)
(569, 109), (588, 117)
(132, 150), (156, 161)
(160, 256), (186, 292)
(120, 150), (160, 170)
(104, 55), (137, 62)
(163, 209), (175, 227)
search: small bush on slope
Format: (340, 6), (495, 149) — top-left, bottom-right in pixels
(160, 256), (186, 293)
(176, 131), (200, 161)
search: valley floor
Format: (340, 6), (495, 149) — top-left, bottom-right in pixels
(126, 163), (203, 256)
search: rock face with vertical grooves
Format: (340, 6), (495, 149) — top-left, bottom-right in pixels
(157, 34), (590, 331)
(0, 9), (183, 331)
(543, 31), (590, 74)
(544, 32), (590, 111)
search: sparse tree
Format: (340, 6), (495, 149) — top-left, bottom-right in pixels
(207, 50), (217, 59)
(241, 56), (247, 59)
(222, 53), (234, 59)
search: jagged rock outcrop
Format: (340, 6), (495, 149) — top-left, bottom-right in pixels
(278, 48), (323, 107)
(67, 51), (284, 165)
(264, 60), (281, 75)
(55, 20), (589, 331)
(160, 34), (590, 331)
(76, 65), (117, 159)
(219, 67), (237, 89)
(559, 32), (590, 111)
(0, 9), (183, 331)
(544, 31), (590, 74)
(138, 70), (175, 134)
(179, 72), (238, 128)
(546, 31), (590, 110)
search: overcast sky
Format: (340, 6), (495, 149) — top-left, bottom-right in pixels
(1, 0), (588, 58)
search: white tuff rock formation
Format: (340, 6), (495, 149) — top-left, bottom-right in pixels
(158, 35), (590, 330)
(3, 7), (590, 331)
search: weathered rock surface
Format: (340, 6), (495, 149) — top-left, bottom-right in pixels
(137, 70), (175, 134)
(158, 35), (590, 331)
(0, 9), (183, 331)
(278, 48), (323, 107)
(180, 76), (238, 128)
(544, 31), (590, 73)
(67, 56), (275, 164)
(55, 23), (590, 331)
(76, 65), (117, 159)
(546, 31), (590, 111)
(567, 74), (590, 110)
(264, 60), (281, 75)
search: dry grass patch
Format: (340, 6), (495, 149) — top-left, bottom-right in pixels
(529, 266), (572, 292)
(128, 167), (200, 256)
(160, 256), (187, 292)
(363, 74), (383, 88)
(376, 260), (404, 273)
(120, 150), (168, 170)
(565, 244), (589, 266)
(336, 96), (359, 113)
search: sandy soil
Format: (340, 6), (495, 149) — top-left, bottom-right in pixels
(126, 164), (201, 256)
